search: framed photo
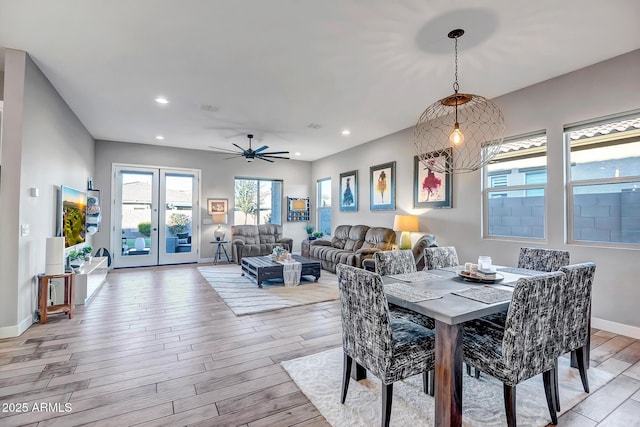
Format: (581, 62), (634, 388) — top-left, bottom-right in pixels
(339, 170), (358, 212)
(370, 161), (396, 211)
(207, 198), (228, 215)
(414, 149), (452, 208)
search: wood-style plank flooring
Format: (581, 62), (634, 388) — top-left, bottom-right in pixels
(0, 264), (639, 426)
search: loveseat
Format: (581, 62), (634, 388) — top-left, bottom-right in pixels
(231, 224), (293, 265)
(308, 224), (395, 273)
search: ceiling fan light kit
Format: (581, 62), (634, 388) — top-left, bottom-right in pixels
(414, 28), (505, 174)
(210, 134), (291, 163)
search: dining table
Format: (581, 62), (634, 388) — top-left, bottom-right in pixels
(382, 266), (546, 427)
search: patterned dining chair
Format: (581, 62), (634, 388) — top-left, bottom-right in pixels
(517, 247), (570, 272)
(424, 246), (459, 270)
(336, 264), (436, 427)
(462, 272), (566, 427)
(551, 262), (596, 412)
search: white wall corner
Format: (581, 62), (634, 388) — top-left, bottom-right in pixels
(592, 317), (640, 340)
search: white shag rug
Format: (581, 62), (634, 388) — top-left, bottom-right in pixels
(197, 264), (338, 315)
(282, 347), (614, 427)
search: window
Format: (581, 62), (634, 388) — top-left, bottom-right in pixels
(483, 133), (547, 239)
(317, 178), (331, 236)
(234, 178), (282, 225)
(566, 112), (640, 245)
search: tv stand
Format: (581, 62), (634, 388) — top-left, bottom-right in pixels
(74, 256), (108, 305)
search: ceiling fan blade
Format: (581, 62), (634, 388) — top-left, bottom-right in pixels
(224, 154), (245, 160)
(208, 146), (241, 153)
(261, 151), (289, 155)
(257, 157), (274, 163)
(232, 143), (247, 152)
(254, 145), (269, 153)
(260, 155), (290, 160)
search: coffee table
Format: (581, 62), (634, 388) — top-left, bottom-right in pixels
(241, 255), (321, 287)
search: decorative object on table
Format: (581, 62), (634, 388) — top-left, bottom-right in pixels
(414, 151), (452, 208)
(393, 214), (419, 250)
(339, 170), (358, 212)
(82, 245), (93, 262)
(207, 198), (228, 215)
(304, 223), (315, 240)
(211, 213), (227, 241)
(457, 271), (504, 284)
(369, 161), (396, 211)
(45, 237), (65, 275)
(414, 29), (505, 174)
(272, 245), (288, 262)
(312, 231), (323, 239)
(287, 197), (310, 221)
(208, 133), (290, 162)
(68, 249), (84, 270)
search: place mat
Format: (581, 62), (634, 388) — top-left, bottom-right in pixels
(452, 286), (513, 304)
(384, 283), (442, 302)
(497, 267), (544, 276)
(387, 270), (443, 283)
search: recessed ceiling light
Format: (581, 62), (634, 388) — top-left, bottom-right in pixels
(342, 129), (351, 135)
(155, 97), (169, 104)
(155, 135), (164, 140)
(294, 152), (301, 156)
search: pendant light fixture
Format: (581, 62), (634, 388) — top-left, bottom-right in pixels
(414, 29), (505, 174)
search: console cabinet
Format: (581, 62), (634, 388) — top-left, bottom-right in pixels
(74, 256), (108, 305)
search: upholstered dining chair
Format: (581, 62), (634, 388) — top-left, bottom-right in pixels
(336, 264), (436, 427)
(517, 247), (570, 272)
(551, 262), (596, 412)
(423, 246), (459, 270)
(462, 272), (566, 427)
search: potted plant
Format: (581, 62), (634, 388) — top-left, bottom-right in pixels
(272, 245), (288, 262)
(68, 250), (84, 268)
(312, 231), (324, 239)
(82, 245), (93, 262)
(304, 224), (315, 241)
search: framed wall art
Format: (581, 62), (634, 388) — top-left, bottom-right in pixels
(207, 198), (228, 215)
(370, 161), (396, 211)
(339, 170), (358, 211)
(414, 149), (452, 208)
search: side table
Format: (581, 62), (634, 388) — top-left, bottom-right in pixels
(301, 240), (310, 258)
(37, 272), (75, 324)
(211, 240), (231, 264)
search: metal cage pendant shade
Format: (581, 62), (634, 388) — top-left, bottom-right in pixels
(414, 29), (505, 174)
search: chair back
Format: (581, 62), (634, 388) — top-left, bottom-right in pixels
(336, 264), (393, 377)
(560, 262), (596, 352)
(374, 250), (416, 276)
(424, 246), (459, 270)
(517, 247), (570, 272)
(502, 272), (566, 384)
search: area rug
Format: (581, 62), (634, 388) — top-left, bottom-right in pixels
(282, 347), (615, 427)
(197, 264), (338, 315)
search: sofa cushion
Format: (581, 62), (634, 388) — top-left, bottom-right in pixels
(360, 227), (396, 250)
(330, 225), (352, 249)
(232, 225), (260, 245)
(344, 225), (369, 251)
(258, 224), (283, 244)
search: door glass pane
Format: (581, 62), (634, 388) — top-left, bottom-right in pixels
(165, 174), (194, 254)
(121, 172), (153, 256)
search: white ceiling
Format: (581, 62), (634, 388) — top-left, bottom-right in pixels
(1, 0), (639, 161)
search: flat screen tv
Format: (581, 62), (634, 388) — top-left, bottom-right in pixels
(59, 185), (87, 248)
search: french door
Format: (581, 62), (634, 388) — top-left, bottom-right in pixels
(112, 165), (200, 268)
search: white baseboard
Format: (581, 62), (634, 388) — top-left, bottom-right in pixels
(592, 317), (640, 340)
(0, 315), (33, 339)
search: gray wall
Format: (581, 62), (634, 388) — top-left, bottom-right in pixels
(0, 50), (94, 336)
(311, 49), (640, 329)
(93, 140), (312, 259)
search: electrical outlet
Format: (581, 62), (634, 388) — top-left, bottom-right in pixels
(21, 224), (30, 236)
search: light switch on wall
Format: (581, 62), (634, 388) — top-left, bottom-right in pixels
(21, 224), (30, 236)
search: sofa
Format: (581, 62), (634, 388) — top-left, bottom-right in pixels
(231, 224), (293, 265)
(308, 224), (395, 272)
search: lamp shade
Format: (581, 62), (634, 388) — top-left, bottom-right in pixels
(393, 215), (419, 232)
(211, 213), (227, 224)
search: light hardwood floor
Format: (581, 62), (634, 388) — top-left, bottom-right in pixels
(0, 264), (639, 426)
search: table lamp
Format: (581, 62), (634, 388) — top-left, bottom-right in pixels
(212, 213), (227, 241)
(393, 215), (419, 250)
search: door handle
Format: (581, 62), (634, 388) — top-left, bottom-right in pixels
(153, 228), (157, 231)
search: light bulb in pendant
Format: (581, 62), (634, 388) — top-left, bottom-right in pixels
(449, 123), (464, 145)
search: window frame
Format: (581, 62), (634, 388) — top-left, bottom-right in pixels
(482, 131), (548, 241)
(317, 177), (332, 236)
(565, 111), (640, 248)
(233, 177), (283, 226)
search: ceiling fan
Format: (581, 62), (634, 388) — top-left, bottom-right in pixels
(209, 134), (290, 163)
